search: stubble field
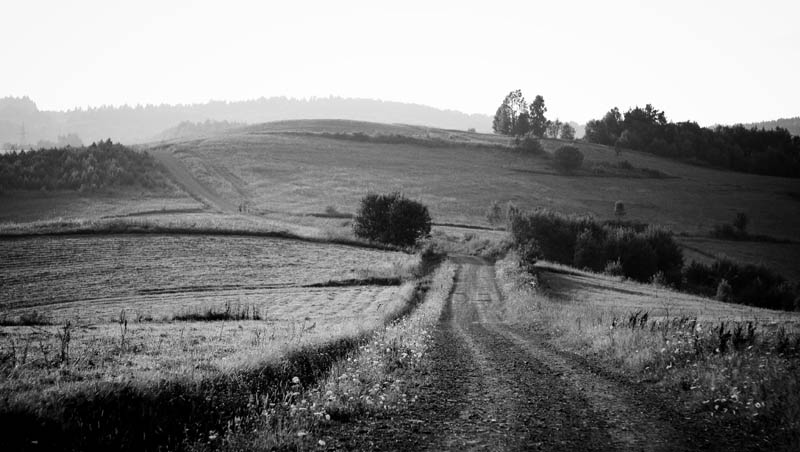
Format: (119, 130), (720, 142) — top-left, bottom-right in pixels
(0, 234), (417, 400)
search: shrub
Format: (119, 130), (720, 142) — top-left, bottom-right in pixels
(486, 201), (504, 226)
(574, 228), (606, 271)
(516, 136), (545, 155)
(617, 160), (634, 170)
(510, 209), (685, 284)
(517, 239), (541, 273)
(606, 228), (658, 283)
(683, 258), (798, 311)
(642, 227), (684, 286)
(353, 193), (431, 247)
(604, 259), (624, 276)
(553, 145), (584, 173)
(509, 209), (596, 265)
(733, 212), (748, 233)
(716, 279), (732, 302)
(614, 200), (626, 219)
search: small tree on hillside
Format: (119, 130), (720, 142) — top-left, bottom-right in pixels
(529, 95), (548, 138)
(560, 123), (576, 140)
(547, 119), (563, 139)
(493, 90), (528, 136)
(353, 193), (431, 247)
(553, 145), (584, 173)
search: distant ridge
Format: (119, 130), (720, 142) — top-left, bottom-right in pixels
(741, 117), (800, 137)
(0, 96), (493, 145)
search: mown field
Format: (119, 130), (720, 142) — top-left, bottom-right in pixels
(158, 120), (800, 240)
(0, 234), (417, 398)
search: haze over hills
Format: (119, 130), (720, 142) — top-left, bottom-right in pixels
(743, 117), (800, 137)
(0, 96), (495, 146)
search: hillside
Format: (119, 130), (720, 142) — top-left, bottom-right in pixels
(0, 96), (493, 146)
(153, 120), (799, 238)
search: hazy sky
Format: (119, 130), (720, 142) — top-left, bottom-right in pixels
(2, 0), (798, 125)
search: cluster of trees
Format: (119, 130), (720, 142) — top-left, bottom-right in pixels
(584, 104), (800, 177)
(509, 207), (799, 311)
(492, 90), (575, 140)
(0, 139), (168, 192)
(509, 209), (684, 285)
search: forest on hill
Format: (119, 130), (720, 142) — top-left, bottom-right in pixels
(0, 140), (169, 192)
(584, 105), (800, 177)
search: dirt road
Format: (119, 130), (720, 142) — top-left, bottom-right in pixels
(321, 256), (747, 451)
(150, 147), (237, 213)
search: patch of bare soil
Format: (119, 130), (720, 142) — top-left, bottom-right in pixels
(319, 257), (761, 451)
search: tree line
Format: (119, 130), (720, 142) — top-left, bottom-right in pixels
(584, 104), (800, 177)
(0, 139), (169, 192)
(492, 90), (575, 140)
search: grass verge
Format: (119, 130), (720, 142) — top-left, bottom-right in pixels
(199, 262), (457, 450)
(495, 253), (800, 449)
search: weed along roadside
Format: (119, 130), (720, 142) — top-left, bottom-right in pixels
(0, 240), (441, 451)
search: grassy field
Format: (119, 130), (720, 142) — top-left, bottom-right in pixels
(496, 255), (800, 446)
(0, 189), (204, 224)
(155, 120), (800, 241)
(1, 118), (798, 448)
(0, 234), (418, 398)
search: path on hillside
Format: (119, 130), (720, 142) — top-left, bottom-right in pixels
(321, 256), (744, 451)
(150, 147), (237, 213)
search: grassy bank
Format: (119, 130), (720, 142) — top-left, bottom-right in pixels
(201, 262), (457, 450)
(495, 254), (800, 449)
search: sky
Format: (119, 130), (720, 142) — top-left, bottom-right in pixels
(1, 0), (798, 126)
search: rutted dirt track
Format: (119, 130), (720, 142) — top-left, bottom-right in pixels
(322, 256), (746, 451)
(151, 147), (237, 213)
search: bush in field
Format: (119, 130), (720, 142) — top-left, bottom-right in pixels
(511, 208), (682, 284)
(509, 209), (597, 265)
(353, 193), (431, 247)
(683, 258), (797, 311)
(517, 239), (542, 273)
(574, 228), (606, 271)
(716, 279), (732, 302)
(641, 227), (684, 286)
(604, 259), (624, 276)
(553, 145), (584, 173)
(515, 136), (545, 155)
(605, 228), (659, 282)
(486, 201), (504, 226)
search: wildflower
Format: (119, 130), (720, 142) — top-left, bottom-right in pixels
(292, 376), (300, 384)
(319, 440), (326, 446)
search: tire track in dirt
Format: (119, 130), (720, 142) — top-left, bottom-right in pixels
(150, 147), (237, 213)
(322, 256), (696, 451)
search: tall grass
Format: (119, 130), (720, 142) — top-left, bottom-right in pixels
(200, 263), (457, 450)
(495, 254), (800, 448)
